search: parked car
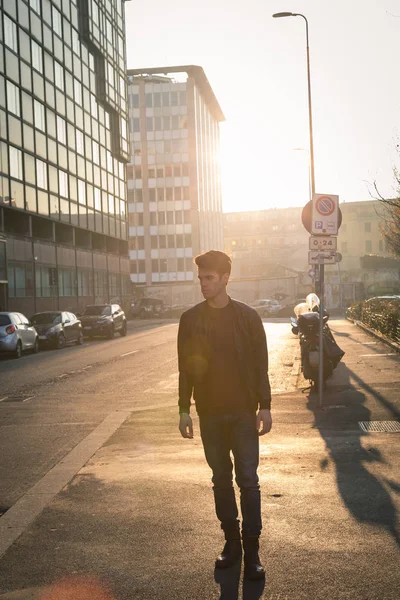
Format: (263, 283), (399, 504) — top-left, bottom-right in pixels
(80, 304), (127, 338)
(131, 298), (165, 319)
(31, 311), (83, 349)
(250, 299), (282, 317)
(0, 312), (39, 358)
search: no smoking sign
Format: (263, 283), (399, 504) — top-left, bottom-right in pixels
(311, 194), (339, 235)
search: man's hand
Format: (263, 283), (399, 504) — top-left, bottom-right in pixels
(256, 409), (272, 436)
(179, 413), (193, 439)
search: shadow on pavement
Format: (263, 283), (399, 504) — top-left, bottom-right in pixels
(306, 361), (400, 548)
(214, 560), (265, 600)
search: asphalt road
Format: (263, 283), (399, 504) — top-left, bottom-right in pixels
(0, 319), (298, 511)
(0, 318), (399, 600)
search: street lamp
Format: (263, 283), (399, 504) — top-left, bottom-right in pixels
(272, 12), (315, 197)
(274, 12), (324, 404)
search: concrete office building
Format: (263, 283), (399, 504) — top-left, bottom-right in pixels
(126, 66), (224, 306)
(0, 0), (131, 315)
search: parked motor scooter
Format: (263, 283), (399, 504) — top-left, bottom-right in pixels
(290, 294), (344, 388)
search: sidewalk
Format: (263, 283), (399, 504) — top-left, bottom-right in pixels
(0, 320), (399, 600)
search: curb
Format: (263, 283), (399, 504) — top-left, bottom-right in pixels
(351, 319), (400, 353)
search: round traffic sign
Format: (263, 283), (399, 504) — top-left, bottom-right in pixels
(315, 195), (335, 216)
(308, 268), (315, 278)
(302, 201), (342, 233)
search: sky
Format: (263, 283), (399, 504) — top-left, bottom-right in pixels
(124, 0), (400, 213)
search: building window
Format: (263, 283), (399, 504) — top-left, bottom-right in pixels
(365, 240), (372, 253)
(76, 129), (84, 155)
(56, 116), (66, 144)
(4, 15), (17, 52)
(78, 179), (86, 205)
(78, 269), (93, 297)
(9, 147), (23, 180)
(30, 0), (41, 13)
(58, 267), (74, 297)
(7, 81), (20, 116)
(7, 263), (34, 298)
(36, 159), (48, 189)
(34, 100), (45, 131)
(54, 62), (64, 91)
(364, 222), (371, 232)
(52, 7), (62, 37)
(59, 170), (68, 197)
(31, 40), (43, 73)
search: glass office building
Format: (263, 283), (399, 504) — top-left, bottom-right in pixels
(0, 0), (131, 315)
(127, 66), (224, 305)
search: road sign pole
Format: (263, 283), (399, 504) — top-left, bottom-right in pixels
(318, 263), (324, 406)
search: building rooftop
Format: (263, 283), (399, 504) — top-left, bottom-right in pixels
(127, 65), (225, 122)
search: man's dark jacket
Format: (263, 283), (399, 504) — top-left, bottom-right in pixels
(177, 298), (272, 415)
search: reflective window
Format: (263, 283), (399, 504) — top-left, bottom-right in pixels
(31, 40), (43, 73)
(54, 62), (64, 90)
(59, 170), (68, 197)
(7, 81), (20, 116)
(9, 146), (23, 180)
(56, 116), (66, 144)
(36, 159), (48, 189)
(34, 100), (46, 131)
(74, 78), (82, 104)
(24, 153), (36, 185)
(78, 179), (86, 205)
(30, 0), (41, 14)
(4, 15), (17, 52)
(52, 6), (62, 36)
(76, 129), (84, 155)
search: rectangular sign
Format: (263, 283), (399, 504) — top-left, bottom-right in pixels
(309, 235), (337, 251)
(308, 250), (337, 265)
(311, 194), (339, 235)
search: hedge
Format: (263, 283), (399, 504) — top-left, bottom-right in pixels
(347, 298), (400, 345)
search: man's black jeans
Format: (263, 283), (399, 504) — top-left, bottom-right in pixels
(199, 412), (262, 539)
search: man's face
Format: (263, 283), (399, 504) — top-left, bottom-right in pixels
(198, 268), (229, 300)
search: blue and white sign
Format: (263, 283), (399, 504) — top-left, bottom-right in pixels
(311, 194), (339, 235)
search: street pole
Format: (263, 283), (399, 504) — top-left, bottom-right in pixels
(273, 11), (323, 405)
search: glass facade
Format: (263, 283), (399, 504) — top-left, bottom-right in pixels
(0, 0), (128, 237)
(0, 0), (131, 314)
(127, 69), (224, 288)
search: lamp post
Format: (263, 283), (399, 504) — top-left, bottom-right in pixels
(273, 12), (324, 404)
(273, 12), (315, 197)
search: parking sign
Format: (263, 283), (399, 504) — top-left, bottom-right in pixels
(311, 194), (339, 235)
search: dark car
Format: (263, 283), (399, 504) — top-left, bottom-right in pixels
(31, 311), (83, 349)
(131, 298), (165, 319)
(80, 304), (127, 338)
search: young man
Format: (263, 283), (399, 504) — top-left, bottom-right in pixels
(177, 250), (272, 580)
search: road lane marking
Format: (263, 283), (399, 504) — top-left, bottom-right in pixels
(120, 350), (138, 357)
(0, 409), (131, 559)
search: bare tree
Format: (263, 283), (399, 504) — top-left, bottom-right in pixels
(373, 159), (400, 258)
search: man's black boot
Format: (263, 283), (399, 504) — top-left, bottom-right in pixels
(243, 537), (265, 580)
(215, 539), (242, 569)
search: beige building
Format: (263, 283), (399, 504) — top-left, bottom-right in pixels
(126, 66), (224, 305)
(224, 207), (310, 277)
(224, 200), (400, 308)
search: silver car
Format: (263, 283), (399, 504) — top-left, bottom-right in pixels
(0, 312), (39, 358)
(251, 299), (282, 317)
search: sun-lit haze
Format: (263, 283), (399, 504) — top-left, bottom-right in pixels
(124, 0), (399, 212)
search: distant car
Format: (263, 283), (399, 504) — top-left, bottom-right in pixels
(0, 312), (40, 358)
(31, 311), (83, 349)
(364, 295), (400, 305)
(251, 299), (282, 317)
(80, 304), (127, 338)
(131, 298), (165, 319)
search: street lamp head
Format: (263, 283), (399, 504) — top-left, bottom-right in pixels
(272, 12), (294, 18)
